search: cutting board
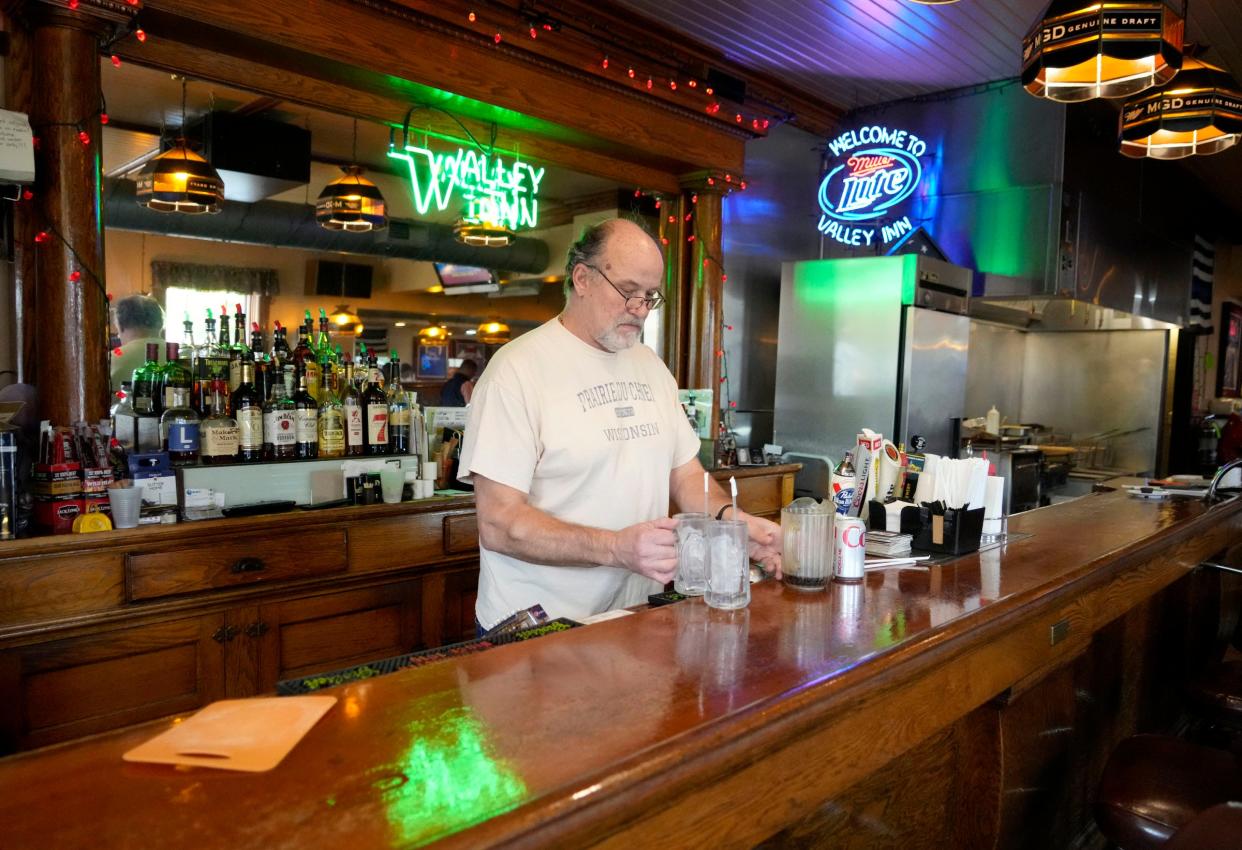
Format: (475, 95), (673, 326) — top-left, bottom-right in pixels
(123, 696), (337, 772)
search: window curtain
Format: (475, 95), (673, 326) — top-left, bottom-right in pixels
(150, 262), (280, 297)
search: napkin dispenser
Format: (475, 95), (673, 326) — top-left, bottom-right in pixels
(868, 500), (984, 556)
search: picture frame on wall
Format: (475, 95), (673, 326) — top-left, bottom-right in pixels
(452, 340), (486, 369)
(416, 340), (448, 380)
(1218, 302), (1242, 398)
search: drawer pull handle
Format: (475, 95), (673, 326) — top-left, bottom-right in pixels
(211, 625), (240, 643)
(231, 558), (266, 575)
(245, 621), (270, 639)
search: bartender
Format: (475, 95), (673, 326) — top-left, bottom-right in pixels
(459, 218), (781, 628)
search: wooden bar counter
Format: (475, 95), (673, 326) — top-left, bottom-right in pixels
(2, 485), (1240, 848)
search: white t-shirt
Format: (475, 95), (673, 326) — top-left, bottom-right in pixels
(458, 318), (700, 627)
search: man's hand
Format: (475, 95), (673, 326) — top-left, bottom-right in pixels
(743, 513), (783, 579)
(611, 517), (679, 583)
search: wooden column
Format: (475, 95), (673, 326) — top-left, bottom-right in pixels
(17, 1), (128, 423)
(680, 175), (725, 436)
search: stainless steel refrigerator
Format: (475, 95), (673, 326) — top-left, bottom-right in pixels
(774, 255), (971, 497)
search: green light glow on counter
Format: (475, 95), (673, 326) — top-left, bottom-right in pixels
(380, 706), (527, 847)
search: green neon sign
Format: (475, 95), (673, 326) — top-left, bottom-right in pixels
(387, 143), (545, 231)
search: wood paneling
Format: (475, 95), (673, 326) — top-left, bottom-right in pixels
(255, 580), (422, 686)
(140, 0), (746, 174)
(0, 552), (124, 629)
(6, 615), (224, 751)
(348, 512), (447, 570)
(126, 529), (348, 601)
(443, 512), (478, 555)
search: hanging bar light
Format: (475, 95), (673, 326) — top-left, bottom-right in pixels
(1021, 0), (1185, 102)
(317, 119), (387, 232)
(476, 319), (511, 342)
(1120, 56), (1242, 159)
(328, 304), (363, 334)
(136, 78), (224, 214)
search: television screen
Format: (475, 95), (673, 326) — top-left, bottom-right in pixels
(434, 263), (493, 287)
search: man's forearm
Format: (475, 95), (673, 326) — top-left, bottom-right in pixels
(480, 499), (618, 567)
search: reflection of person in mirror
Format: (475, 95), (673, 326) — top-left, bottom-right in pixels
(440, 359), (477, 407)
(458, 218), (782, 629)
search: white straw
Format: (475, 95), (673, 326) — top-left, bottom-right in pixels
(730, 476), (738, 518)
(704, 471), (709, 517)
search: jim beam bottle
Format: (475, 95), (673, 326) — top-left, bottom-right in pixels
(200, 384), (239, 464)
(263, 379), (297, 460)
(341, 361), (365, 457)
(231, 360), (265, 463)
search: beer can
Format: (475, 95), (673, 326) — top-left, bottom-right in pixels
(833, 516), (866, 583)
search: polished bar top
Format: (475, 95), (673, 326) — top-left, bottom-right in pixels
(3, 488), (1239, 849)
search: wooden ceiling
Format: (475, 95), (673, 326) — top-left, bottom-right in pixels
(610, 0), (1242, 109)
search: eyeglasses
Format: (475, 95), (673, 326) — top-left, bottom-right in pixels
(584, 264), (666, 311)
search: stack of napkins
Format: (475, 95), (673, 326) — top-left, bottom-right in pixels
(866, 530), (911, 557)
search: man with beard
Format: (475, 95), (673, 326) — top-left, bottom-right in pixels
(459, 218), (781, 629)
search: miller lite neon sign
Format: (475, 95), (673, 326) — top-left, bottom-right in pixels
(817, 125), (929, 248)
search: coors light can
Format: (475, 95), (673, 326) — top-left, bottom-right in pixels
(833, 517), (866, 584)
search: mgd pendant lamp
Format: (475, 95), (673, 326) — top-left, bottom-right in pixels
(136, 78), (225, 214)
(316, 119), (388, 232)
(1022, 0), (1185, 102)
(476, 319), (511, 342)
(1120, 56), (1242, 159)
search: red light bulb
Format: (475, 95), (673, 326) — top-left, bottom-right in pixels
(667, 215), (675, 224)
(493, 32), (502, 44)
(646, 78), (653, 90)
(602, 57), (609, 69)
(722, 274), (728, 282)
(725, 174), (732, 182)
(669, 80), (677, 91)
(684, 213), (692, 222)
(34, 231), (49, 243)
(688, 79), (697, 88)
(110, 55), (121, 68)
(707, 177), (715, 186)
(634, 188), (642, 198)
(99, 112), (109, 125)
(691, 193), (698, 203)
(78, 130), (90, 145)
(69, 270), (81, 282)
(135, 29), (146, 43)
(21, 189), (32, 201)
(735, 114), (742, 123)
(654, 200), (661, 209)
(661, 237), (669, 245)
(706, 87), (714, 95)
(529, 27), (537, 39)
(627, 67), (635, 79)
(113, 347), (123, 358)
(740, 181), (747, 190)
(468, 11), (476, 22)
(762, 119), (770, 130)
(69, 0), (79, 7)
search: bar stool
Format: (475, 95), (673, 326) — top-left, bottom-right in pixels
(1094, 735), (1242, 850)
(1165, 803), (1242, 850)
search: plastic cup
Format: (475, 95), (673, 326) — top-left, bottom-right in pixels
(379, 467), (405, 504)
(705, 519), (750, 610)
(107, 483), (142, 529)
(673, 512), (710, 596)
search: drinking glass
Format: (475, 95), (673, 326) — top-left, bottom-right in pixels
(706, 519), (750, 610)
(107, 483), (142, 529)
(673, 512), (710, 596)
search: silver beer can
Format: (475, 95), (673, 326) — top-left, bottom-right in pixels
(833, 517), (866, 584)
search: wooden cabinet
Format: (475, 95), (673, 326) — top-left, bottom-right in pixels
(0, 615), (226, 752)
(0, 576), (427, 751)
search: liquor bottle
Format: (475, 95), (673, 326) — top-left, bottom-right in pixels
(361, 360), (389, 455)
(161, 342), (193, 414)
(249, 322), (272, 404)
(316, 308), (333, 364)
(131, 342), (162, 416)
(160, 381), (201, 467)
(341, 361), (365, 457)
(272, 320), (293, 398)
(263, 379), (297, 460)
(231, 360), (265, 463)
(198, 309), (217, 412)
(200, 384), (239, 465)
(387, 351), (410, 455)
(228, 303), (248, 392)
(181, 312), (203, 413)
(204, 308), (232, 398)
(317, 376), (345, 459)
(293, 311), (322, 402)
(292, 368), (319, 460)
(111, 382), (138, 452)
